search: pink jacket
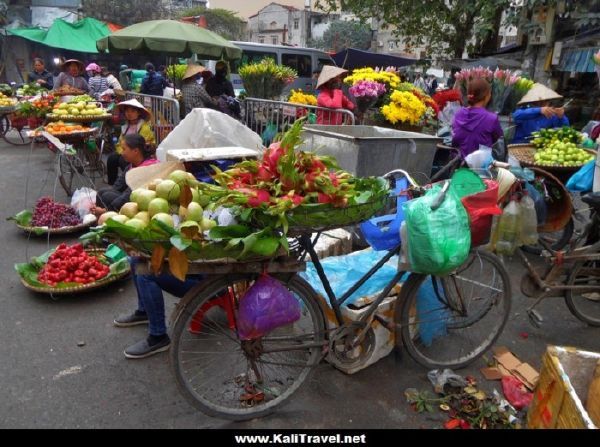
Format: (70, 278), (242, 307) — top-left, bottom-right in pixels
(316, 88), (354, 125)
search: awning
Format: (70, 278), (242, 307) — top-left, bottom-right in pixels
(558, 47), (598, 73)
(332, 48), (417, 69)
(8, 17), (115, 54)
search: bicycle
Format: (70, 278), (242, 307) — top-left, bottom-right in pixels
(165, 169), (512, 420)
(0, 112), (33, 146)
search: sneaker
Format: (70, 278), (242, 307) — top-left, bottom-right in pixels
(124, 336), (170, 359)
(113, 311), (148, 327)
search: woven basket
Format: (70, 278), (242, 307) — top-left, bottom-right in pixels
(16, 220), (94, 235)
(508, 143), (594, 173)
(46, 113), (112, 123)
(20, 248), (131, 295)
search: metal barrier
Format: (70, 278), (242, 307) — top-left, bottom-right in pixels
(124, 91), (180, 145)
(242, 97), (355, 143)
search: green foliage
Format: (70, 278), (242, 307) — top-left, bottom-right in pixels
(308, 20), (372, 52)
(178, 7), (245, 40)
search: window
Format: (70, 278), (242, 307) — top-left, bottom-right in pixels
(282, 54), (312, 78)
(231, 50), (277, 73)
(294, 19), (299, 29)
(272, 36), (278, 45)
(318, 58), (333, 71)
(259, 37), (264, 44)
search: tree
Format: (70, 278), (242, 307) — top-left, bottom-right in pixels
(308, 20), (372, 52)
(177, 7), (246, 41)
(81, 0), (169, 26)
(316, 0), (512, 59)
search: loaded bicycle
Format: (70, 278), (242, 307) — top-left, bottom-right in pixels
(161, 168), (511, 420)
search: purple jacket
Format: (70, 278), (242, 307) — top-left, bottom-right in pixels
(452, 107), (503, 158)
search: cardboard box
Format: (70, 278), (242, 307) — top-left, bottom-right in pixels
(480, 346), (540, 390)
(527, 346), (600, 429)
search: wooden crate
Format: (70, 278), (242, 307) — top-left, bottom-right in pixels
(527, 346), (600, 429)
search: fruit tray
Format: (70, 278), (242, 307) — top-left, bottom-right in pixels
(46, 113), (112, 122)
(508, 144), (595, 173)
(0, 105), (18, 113)
(16, 248), (131, 295)
(31, 128), (98, 140)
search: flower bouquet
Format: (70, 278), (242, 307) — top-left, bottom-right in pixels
(344, 67), (401, 92)
(349, 80), (386, 113)
(380, 90), (427, 130)
(288, 89), (317, 119)
(239, 58), (297, 99)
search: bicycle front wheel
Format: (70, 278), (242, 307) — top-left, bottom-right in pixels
(565, 260), (600, 326)
(2, 116), (32, 146)
(396, 249), (511, 369)
(170, 273), (325, 421)
(57, 151), (88, 196)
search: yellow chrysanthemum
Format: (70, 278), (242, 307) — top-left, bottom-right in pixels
(288, 89), (317, 106)
(381, 90), (426, 125)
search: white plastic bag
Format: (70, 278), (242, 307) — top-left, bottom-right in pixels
(465, 146), (493, 169)
(71, 187), (96, 219)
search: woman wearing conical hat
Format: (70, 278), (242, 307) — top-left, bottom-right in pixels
(180, 64), (218, 116)
(316, 65), (355, 125)
(511, 83), (569, 144)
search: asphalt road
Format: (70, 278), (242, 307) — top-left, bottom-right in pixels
(1, 139), (599, 429)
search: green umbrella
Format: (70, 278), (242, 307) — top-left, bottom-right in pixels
(96, 19), (241, 60)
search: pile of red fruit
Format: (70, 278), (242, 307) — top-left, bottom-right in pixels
(37, 243), (110, 287)
(31, 196), (81, 228)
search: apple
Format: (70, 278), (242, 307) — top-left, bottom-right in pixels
(119, 202), (139, 219)
(108, 214), (128, 224)
(98, 211), (118, 225)
(156, 179), (181, 203)
(186, 202), (204, 221)
(133, 211), (150, 224)
(124, 218), (146, 231)
(134, 189), (156, 211)
(152, 212), (174, 228)
(147, 197), (169, 217)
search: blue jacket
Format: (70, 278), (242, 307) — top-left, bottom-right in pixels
(140, 72), (167, 96)
(511, 107), (569, 144)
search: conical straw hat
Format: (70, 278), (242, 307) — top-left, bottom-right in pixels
(496, 168), (517, 200)
(116, 98), (152, 121)
(182, 64), (206, 81)
(316, 65), (348, 89)
(517, 83), (563, 105)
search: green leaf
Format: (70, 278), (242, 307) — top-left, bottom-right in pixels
(209, 224), (252, 240)
(170, 234), (192, 251)
(225, 237), (244, 251)
(104, 218), (139, 239)
(250, 234), (280, 256)
(147, 218), (177, 237)
(7, 209), (32, 226)
(240, 232), (259, 258)
(14, 262), (44, 287)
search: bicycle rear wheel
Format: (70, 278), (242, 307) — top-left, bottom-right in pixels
(522, 218), (574, 255)
(396, 249), (511, 369)
(565, 260), (600, 326)
(1, 116), (32, 146)
(169, 273), (325, 421)
(56, 150), (90, 196)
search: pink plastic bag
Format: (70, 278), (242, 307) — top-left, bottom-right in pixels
(237, 274), (301, 340)
(501, 376), (533, 410)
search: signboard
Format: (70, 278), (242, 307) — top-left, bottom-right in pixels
(282, 105), (297, 117)
(529, 6), (555, 46)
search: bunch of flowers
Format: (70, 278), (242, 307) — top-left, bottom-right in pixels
(349, 80), (386, 99)
(344, 67), (401, 91)
(454, 66), (494, 85)
(288, 89), (317, 106)
(380, 90), (426, 126)
(432, 89), (462, 112)
(239, 58), (298, 99)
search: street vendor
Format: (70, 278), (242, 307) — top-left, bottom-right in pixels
(452, 78), (503, 158)
(106, 99), (155, 185)
(511, 83), (569, 144)
(86, 63), (109, 99)
(181, 64), (218, 115)
(316, 65), (355, 125)
(92, 134), (158, 215)
(54, 59), (89, 92)
(27, 58), (53, 90)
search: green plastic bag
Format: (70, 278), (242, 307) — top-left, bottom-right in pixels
(402, 182), (471, 275)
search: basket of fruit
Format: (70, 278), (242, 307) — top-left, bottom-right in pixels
(7, 197), (96, 235)
(0, 92), (18, 112)
(15, 244), (131, 295)
(35, 122), (97, 139)
(47, 101), (111, 122)
(52, 86), (85, 97)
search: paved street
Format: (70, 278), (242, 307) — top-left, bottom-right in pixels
(1, 139), (599, 429)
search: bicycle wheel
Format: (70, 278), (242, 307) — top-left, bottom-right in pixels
(522, 218), (574, 255)
(57, 150), (89, 196)
(170, 273), (325, 421)
(396, 249), (511, 369)
(2, 116), (32, 146)
(565, 260), (600, 326)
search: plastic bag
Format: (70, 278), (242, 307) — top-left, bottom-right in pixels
(237, 274), (301, 340)
(71, 187), (96, 219)
(417, 278), (450, 346)
(566, 160), (594, 193)
(261, 122), (278, 146)
(402, 183), (471, 275)
(464, 146), (493, 169)
(427, 368), (467, 394)
(501, 376), (533, 410)
(461, 180), (502, 247)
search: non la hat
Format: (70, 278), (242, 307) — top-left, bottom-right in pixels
(116, 98), (152, 120)
(61, 59), (84, 72)
(517, 83), (563, 105)
(182, 64), (206, 81)
(316, 65), (348, 89)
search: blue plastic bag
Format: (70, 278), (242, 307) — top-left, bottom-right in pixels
(416, 278), (449, 346)
(237, 274), (301, 340)
(566, 160), (595, 193)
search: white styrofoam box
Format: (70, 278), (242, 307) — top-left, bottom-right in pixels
(166, 147), (260, 162)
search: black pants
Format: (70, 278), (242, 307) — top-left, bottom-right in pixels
(106, 153), (128, 185)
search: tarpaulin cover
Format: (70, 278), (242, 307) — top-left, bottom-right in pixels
(558, 47), (599, 73)
(8, 18), (113, 54)
(332, 48), (417, 69)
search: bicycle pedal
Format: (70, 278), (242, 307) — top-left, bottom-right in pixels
(527, 309), (543, 328)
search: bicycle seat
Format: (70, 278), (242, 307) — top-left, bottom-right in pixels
(582, 192), (600, 211)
